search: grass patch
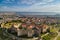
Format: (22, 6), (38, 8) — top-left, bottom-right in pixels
(57, 36), (60, 40)
(42, 32), (58, 40)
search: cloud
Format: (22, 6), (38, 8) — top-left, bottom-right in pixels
(20, 0), (54, 5)
(42, 0), (54, 2)
(0, 6), (28, 12)
(1, 4), (60, 12)
(0, 0), (60, 12)
(1, 0), (16, 4)
(0, 0), (54, 5)
(19, 0), (40, 5)
(26, 3), (60, 12)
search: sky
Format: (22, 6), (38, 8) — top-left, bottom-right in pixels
(0, 0), (60, 12)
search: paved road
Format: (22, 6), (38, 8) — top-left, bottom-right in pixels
(54, 31), (60, 40)
(41, 33), (49, 38)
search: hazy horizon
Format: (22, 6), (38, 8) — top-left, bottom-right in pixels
(0, 12), (60, 15)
